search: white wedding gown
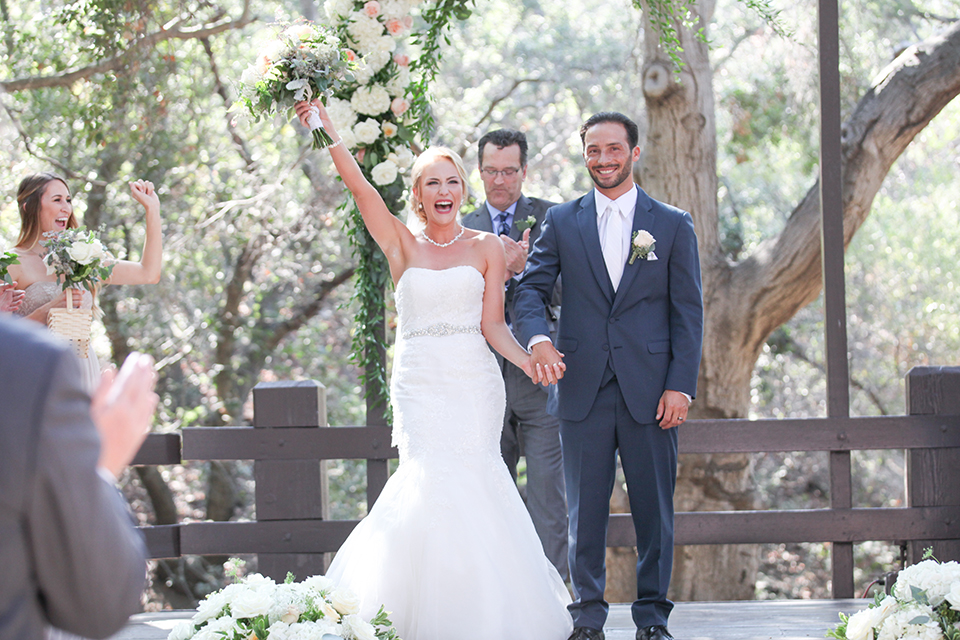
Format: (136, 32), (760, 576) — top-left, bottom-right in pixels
(18, 282), (101, 395)
(326, 265), (573, 640)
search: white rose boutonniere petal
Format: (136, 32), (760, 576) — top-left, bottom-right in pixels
(629, 229), (656, 264)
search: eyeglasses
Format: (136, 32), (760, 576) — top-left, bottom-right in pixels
(480, 167), (521, 178)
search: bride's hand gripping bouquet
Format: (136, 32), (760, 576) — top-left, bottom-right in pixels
(237, 21), (356, 149)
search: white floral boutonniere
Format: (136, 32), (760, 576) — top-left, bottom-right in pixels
(629, 229), (657, 263)
(515, 215), (537, 232)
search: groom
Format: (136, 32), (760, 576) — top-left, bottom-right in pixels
(515, 112), (703, 640)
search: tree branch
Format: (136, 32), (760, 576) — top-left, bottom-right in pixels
(0, 1), (255, 92)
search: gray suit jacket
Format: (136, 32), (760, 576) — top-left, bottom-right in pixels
(0, 317), (147, 640)
(462, 194), (560, 332)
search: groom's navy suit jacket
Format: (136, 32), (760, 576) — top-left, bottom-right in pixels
(514, 185), (703, 424)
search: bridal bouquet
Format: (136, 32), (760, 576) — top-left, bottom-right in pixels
(237, 21), (355, 148)
(828, 553), (960, 640)
(0, 250), (18, 284)
(40, 227), (114, 292)
(167, 573), (400, 640)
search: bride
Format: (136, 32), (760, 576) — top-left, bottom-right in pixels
(7, 173), (162, 393)
(294, 99), (573, 640)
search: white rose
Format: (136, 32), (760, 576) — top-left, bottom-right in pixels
(67, 240), (96, 265)
(166, 621), (196, 640)
(392, 146), (415, 169)
(363, 49), (391, 74)
(193, 591), (228, 623)
(946, 581), (960, 611)
(230, 587), (273, 618)
(339, 128), (358, 150)
(319, 600), (341, 622)
(371, 159), (399, 186)
(330, 588), (361, 615)
(194, 616), (239, 640)
(341, 614), (377, 640)
(352, 119), (382, 145)
(302, 575), (335, 594)
(381, 122), (398, 137)
(845, 607), (881, 640)
(633, 230), (655, 248)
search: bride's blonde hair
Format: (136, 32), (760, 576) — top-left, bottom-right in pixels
(409, 147), (469, 224)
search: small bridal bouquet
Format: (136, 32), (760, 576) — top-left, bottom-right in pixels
(40, 227), (114, 292)
(827, 552), (960, 640)
(168, 573), (400, 640)
(237, 21), (355, 148)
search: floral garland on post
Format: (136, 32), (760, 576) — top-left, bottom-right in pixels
(320, 0), (472, 422)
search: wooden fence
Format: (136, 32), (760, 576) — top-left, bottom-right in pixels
(131, 367), (960, 597)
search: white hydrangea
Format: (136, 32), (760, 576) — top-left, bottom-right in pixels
(341, 614), (378, 640)
(371, 159), (399, 185)
(876, 603), (944, 640)
(363, 49), (392, 74)
(379, 0), (407, 20)
(193, 616), (240, 640)
(385, 68), (411, 97)
(391, 146), (415, 169)
(352, 63), (375, 86)
(353, 119), (382, 145)
(351, 85), (391, 116)
(325, 96), (358, 131)
(366, 34), (397, 55)
(347, 13), (385, 51)
(325, 0), (354, 20)
(895, 560), (960, 607)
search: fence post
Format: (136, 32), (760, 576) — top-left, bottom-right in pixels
(906, 366), (960, 564)
(253, 380), (329, 581)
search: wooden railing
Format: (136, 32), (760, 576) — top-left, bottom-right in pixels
(131, 368), (960, 597)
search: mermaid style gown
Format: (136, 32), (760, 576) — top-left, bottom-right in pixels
(18, 282), (101, 395)
(326, 265), (573, 640)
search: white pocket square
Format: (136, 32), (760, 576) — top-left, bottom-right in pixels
(647, 252), (658, 261)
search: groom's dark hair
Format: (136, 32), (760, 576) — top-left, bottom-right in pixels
(580, 112), (640, 151)
(478, 129), (529, 168)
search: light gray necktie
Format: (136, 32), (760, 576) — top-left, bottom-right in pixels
(601, 204), (624, 290)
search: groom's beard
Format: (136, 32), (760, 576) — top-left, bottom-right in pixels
(588, 161), (632, 191)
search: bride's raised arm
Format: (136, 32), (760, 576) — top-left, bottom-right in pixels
(295, 99), (414, 271)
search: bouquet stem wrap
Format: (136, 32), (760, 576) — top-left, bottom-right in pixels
(307, 106), (334, 148)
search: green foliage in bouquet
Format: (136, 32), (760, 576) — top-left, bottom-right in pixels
(827, 550), (960, 640)
(0, 251), (19, 285)
(39, 228), (115, 292)
(236, 21), (356, 148)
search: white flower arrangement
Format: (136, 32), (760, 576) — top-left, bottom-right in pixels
(828, 554), (960, 640)
(353, 119), (383, 145)
(371, 159), (399, 185)
(40, 227), (115, 292)
(168, 573), (399, 640)
(351, 85), (392, 116)
(629, 229), (657, 263)
(236, 21), (356, 148)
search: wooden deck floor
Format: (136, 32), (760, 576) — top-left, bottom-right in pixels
(110, 599), (864, 639)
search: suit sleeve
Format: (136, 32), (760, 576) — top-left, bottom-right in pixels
(26, 350), (147, 639)
(665, 211), (704, 396)
(514, 207), (562, 347)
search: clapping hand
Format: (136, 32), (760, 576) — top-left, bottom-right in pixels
(0, 282), (25, 314)
(129, 180), (159, 213)
(501, 228), (531, 279)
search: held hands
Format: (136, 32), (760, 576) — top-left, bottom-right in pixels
(501, 228), (531, 278)
(656, 390), (691, 430)
(0, 282), (25, 314)
(528, 340), (566, 386)
(91, 353), (159, 479)
(129, 179), (160, 213)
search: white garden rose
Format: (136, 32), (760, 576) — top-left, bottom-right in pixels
(67, 239), (105, 265)
(341, 614), (378, 640)
(230, 586), (273, 618)
(371, 159), (399, 185)
(167, 621), (196, 640)
(846, 606), (883, 640)
(352, 62), (375, 86)
(353, 119), (382, 145)
(392, 146), (415, 168)
(319, 599), (341, 622)
(364, 49), (392, 74)
(302, 574), (335, 593)
(193, 591), (228, 623)
(381, 121), (398, 137)
(330, 588), (361, 615)
(633, 229), (655, 249)
(351, 84), (391, 116)
(193, 616), (240, 640)
(339, 128), (358, 150)
(946, 581), (960, 611)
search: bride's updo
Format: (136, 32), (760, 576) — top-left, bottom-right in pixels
(16, 172), (78, 249)
(409, 147), (469, 224)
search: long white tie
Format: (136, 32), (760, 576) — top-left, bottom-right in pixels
(601, 204), (624, 290)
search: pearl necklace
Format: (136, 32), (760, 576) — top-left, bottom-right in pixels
(421, 224), (464, 248)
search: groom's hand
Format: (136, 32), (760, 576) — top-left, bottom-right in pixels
(656, 390), (690, 429)
(530, 341), (565, 386)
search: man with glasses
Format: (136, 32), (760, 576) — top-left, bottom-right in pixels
(463, 128), (568, 581)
